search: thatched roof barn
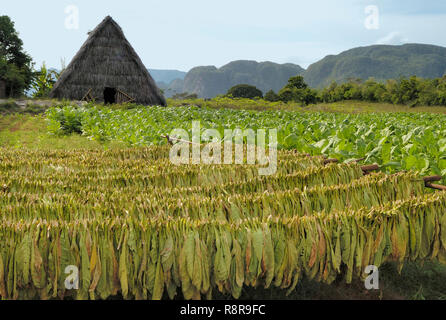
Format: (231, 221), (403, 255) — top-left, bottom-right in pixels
(50, 16), (166, 106)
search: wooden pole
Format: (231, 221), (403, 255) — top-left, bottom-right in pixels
(161, 135), (201, 146)
(361, 164), (380, 176)
(423, 176), (442, 183)
(423, 176), (445, 191)
(426, 183), (446, 191)
(161, 135), (173, 146)
(323, 159), (339, 165)
(361, 164), (380, 173)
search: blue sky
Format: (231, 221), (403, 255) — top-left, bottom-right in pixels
(2, 0), (446, 71)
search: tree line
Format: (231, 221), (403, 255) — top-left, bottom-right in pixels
(227, 75), (446, 107)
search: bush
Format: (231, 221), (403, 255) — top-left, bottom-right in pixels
(264, 90), (280, 102)
(227, 84), (263, 99)
(45, 106), (85, 135)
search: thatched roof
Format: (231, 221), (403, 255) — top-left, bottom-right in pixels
(50, 16), (166, 106)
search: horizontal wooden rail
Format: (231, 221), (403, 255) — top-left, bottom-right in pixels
(424, 176), (445, 191)
(323, 159), (339, 165)
(161, 135), (201, 146)
(360, 164), (380, 175)
(426, 183), (446, 191)
(423, 176), (442, 183)
(159, 142), (446, 191)
(361, 164), (380, 172)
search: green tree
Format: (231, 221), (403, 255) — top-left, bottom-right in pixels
(277, 87), (294, 102)
(278, 75), (317, 105)
(361, 78), (385, 102)
(31, 62), (59, 98)
(264, 90), (279, 102)
(0, 56), (26, 96)
(319, 82), (338, 103)
(436, 76), (446, 105)
(227, 84), (263, 99)
(0, 15), (34, 97)
(284, 75), (308, 90)
(392, 76), (420, 105)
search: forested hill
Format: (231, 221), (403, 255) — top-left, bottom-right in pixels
(304, 44), (446, 88)
(156, 44), (446, 97)
(148, 69), (186, 84)
(161, 60), (304, 98)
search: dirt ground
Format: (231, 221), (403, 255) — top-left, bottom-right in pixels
(0, 99), (86, 109)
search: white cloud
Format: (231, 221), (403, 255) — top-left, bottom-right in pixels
(376, 31), (409, 45)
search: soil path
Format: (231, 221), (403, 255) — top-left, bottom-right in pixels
(0, 99), (86, 109)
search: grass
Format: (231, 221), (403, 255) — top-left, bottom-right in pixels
(0, 101), (52, 115)
(101, 261), (446, 300)
(304, 100), (446, 114)
(0, 114), (125, 150)
(206, 261), (446, 300)
(379, 262), (446, 300)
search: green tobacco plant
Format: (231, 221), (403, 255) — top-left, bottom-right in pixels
(46, 105), (446, 180)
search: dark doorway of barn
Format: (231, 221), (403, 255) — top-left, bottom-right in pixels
(104, 87), (117, 104)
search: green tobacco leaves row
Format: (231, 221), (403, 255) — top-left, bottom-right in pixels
(1, 193), (446, 300)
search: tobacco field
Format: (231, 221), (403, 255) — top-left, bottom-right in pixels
(46, 105), (446, 179)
